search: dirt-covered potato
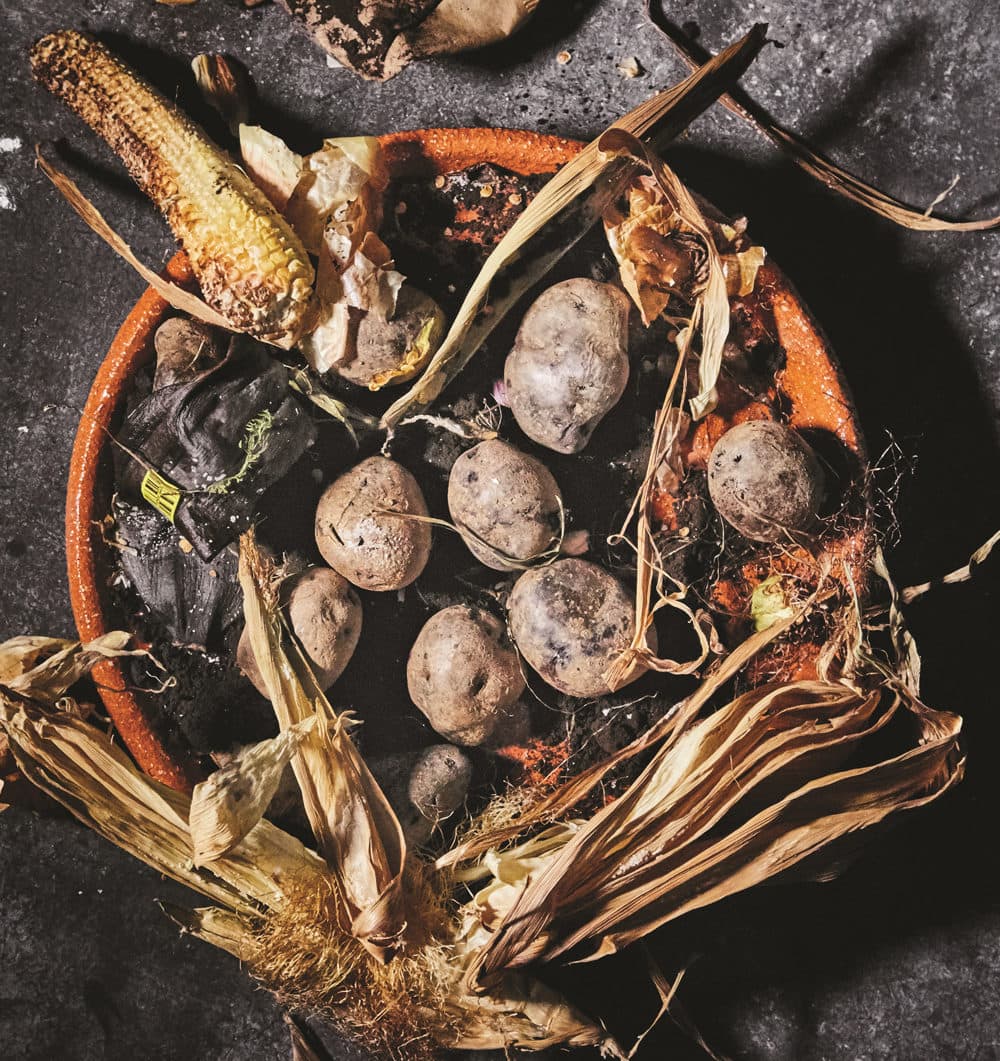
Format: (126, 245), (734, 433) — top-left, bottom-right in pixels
(508, 558), (652, 697)
(408, 744), (473, 823)
(504, 278), (631, 454)
(447, 439), (562, 571)
(334, 286), (445, 390)
(152, 316), (223, 390)
(406, 604), (526, 746)
(314, 456), (431, 591)
(707, 420), (825, 543)
(236, 566), (362, 696)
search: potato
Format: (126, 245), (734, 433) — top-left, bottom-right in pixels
(335, 287), (445, 389)
(504, 278), (631, 454)
(314, 456), (431, 591)
(408, 744), (473, 823)
(508, 558), (652, 697)
(366, 751), (434, 849)
(153, 316), (223, 390)
(707, 420), (825, 543)
(406, 604), (527, 746)
(236, 566), (362, 696)
(447, 439), (562, 571)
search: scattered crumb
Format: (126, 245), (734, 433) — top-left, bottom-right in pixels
(0, 136), (22, 153)
(178, 537), (194, 554)
(395, 200), (408, 214)
(326, 54), (340, 68)
(479, 184), (493, 198)
(508, 191), (523, 206)
(617, 56), (643, 78)
(434, 174), (446, 189)
(17, 425), (28, 433)
(556, 50), (572, 65)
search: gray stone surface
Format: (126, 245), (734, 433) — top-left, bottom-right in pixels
(1, 0), (999, 1058)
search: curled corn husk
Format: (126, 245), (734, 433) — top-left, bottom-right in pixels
(31, 31), (315, 347)
(189, 719), (315, 866)
(238, 533), (407, 962)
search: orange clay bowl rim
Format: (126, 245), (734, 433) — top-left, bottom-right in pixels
(66, 126), (866, 792)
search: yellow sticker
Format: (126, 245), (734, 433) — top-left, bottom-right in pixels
(140, 468), (182, 523)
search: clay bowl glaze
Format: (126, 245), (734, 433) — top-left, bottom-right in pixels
(66, 128), (866, 792)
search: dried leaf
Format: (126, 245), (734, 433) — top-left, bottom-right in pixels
(382, 25), (771, 427)
(406, 0), (539, 59)
(0, 632), (142, 701)
(645, 5), (1000, 231)
(190, 719), (315, 865)
(191, 55), (250, 137)
(284, 137), (387, 255)
(35, 149), (234, 331)
(238, 533), (407, 961)
(239, 124), (304, 211)
(874, 547), (922, 696)
(901, 527), (1000, 604)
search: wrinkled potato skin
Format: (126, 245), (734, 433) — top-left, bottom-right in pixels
(315, 456), (431, 591)
(505, 278), (631, 454)
(335, 287), (445, 388)
(406, 604), (526, 746)
(236, 566), (362, 696)
(447, 439), (562, 571)
(408, 744), (473, 822)
(707, 420), (825, 543)
(508, 558), (653, 697)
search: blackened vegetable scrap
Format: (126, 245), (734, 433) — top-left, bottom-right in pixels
(114, 500), (242, 649)
(117, 339), (317, 560)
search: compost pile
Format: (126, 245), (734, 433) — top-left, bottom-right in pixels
(0, 24), (983, 1060)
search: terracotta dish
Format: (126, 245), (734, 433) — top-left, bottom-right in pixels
(65, 128), (866, 792)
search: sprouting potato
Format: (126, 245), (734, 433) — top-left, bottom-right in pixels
(314, 456), (432, 591)
(504, 278), (631, 454)
(407, 744), (473, 823)
(508, 558), (653, 697)
(707, 419), (825, 543)
(447, 439), (562, 571)
(406, 604), (527, 747)
(237, 566), (362, 696)
(335, 286), (445, 389)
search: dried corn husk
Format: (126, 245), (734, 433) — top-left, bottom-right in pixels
(0, 633), (610, 1056)
(238, 533), (407, 961)
(189, 719), (315, 865)
(34, 151), (234, 332)
(645, 6), (1000, 231)
(465, 673), (962, 987)
(901, 527), (1000, 604)
(0, 654), (330, 915)
(382, 24), (770, 427)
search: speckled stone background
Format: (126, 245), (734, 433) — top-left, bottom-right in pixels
(2, 1), (999, 1059)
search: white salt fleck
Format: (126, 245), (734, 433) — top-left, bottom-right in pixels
(0, 183), (14, 211)
(0, 136), (22, 153)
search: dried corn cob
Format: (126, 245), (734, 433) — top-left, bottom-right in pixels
(31, 30), (314, 348)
